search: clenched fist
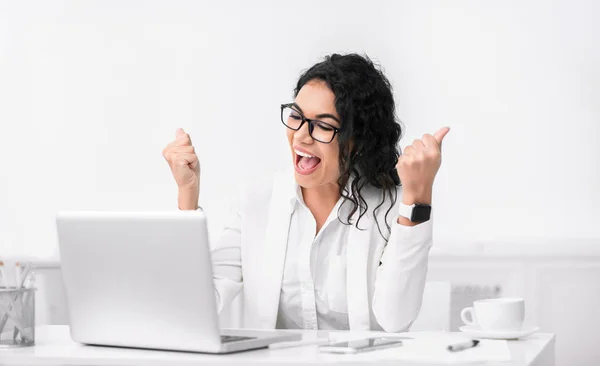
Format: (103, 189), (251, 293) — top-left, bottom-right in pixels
(396, 126), (450, 206)
(162, 128), (200, 210)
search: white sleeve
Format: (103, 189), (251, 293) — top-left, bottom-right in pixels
(371, 217), (433, 332)
(208, 201), (243, 314)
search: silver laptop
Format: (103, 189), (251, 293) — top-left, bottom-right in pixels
(56, 210), (299, 353)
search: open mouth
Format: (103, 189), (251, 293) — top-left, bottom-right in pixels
(294, 148), (322, 175)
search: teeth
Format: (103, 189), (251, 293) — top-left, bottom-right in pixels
(295, 149), (316, 158)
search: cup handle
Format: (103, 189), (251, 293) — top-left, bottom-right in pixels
(460, 307), (477, 327)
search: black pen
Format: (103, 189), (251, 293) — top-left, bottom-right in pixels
(447, 339), (480, 352)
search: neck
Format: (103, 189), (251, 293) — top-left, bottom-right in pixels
(301, 182), (341, 214)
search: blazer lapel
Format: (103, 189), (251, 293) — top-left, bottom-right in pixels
(259, 170), (296, 328)
(346, 209), (373, 330)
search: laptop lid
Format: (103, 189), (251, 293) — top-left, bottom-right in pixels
(57, 210), (223, 352)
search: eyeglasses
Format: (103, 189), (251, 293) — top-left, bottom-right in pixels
(280, 103), (340, 144)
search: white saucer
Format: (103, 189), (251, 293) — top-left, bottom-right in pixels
(459, 325), (540, 340)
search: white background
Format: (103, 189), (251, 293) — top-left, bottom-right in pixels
(1, 0), (599, 258)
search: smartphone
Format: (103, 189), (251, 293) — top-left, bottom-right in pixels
(319, 337), (404, 354)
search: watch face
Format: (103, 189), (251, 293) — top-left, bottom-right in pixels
(411, 204), (432, 222)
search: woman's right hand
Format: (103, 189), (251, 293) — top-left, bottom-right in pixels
(162, 128), (200, 210)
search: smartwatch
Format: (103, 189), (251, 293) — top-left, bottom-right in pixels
(398, 202), (431, 223)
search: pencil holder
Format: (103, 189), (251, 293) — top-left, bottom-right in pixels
(0, 287), (36, 347)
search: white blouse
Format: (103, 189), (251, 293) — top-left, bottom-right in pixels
(276, 185), (351, 330)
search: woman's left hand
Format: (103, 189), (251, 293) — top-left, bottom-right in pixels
(396, 126), (450, 205)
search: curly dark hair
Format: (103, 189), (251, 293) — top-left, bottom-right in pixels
(294, 53), (402, 237)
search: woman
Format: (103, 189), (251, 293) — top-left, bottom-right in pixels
(162, 53), (449, 332)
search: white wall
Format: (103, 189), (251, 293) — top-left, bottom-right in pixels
(1, 0), (599, 258)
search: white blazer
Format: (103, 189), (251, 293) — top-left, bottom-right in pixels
(210, 169), (433, 332)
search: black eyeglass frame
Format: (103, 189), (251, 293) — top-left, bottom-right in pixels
(280, 103), (341, 144)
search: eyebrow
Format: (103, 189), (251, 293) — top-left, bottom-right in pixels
(292, 102), (341, 123)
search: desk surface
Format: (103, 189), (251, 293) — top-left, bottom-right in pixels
(0, 326), (554, 366)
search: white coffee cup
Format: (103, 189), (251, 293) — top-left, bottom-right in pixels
(460, 297), (525, 332)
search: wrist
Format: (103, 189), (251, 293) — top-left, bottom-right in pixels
(178, 186), (199, 210)
(397, 216), (418, 227)
(402, 187), (432, 205)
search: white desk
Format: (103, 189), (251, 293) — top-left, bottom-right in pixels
(0, 326), (554, 366)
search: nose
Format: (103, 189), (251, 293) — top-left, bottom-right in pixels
(294, 121), (313, 144)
